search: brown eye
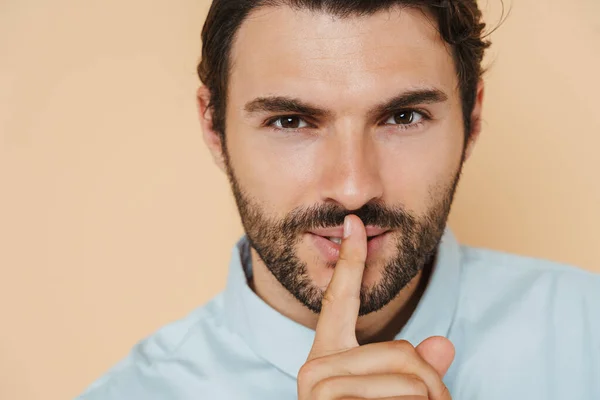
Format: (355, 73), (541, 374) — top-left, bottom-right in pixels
(394, 111), (414, 124)
(384, 110), (423, 126)
(273, 116), (309, 129)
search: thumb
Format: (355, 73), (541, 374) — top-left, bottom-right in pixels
(416, 336), (455, 378)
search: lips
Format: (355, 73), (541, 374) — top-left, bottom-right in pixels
(307, 228), (391, 264)
(322, 233), (387, 245)
(308, 226), (390, 243)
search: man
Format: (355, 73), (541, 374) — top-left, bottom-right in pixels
(77, 0), (600, 399)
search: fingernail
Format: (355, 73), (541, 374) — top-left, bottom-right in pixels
(343, 216), (352, 239)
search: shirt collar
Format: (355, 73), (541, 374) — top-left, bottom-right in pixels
(222, 228), (462, 378)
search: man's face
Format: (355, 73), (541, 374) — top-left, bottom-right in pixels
(216, 6), (469, 315)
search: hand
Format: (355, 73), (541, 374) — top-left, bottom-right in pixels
(297, 215), (455, 400)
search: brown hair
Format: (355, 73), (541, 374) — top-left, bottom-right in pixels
(197, 0), (492, 140)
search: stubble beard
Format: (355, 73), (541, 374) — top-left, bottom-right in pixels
(223, 153), (463, 316)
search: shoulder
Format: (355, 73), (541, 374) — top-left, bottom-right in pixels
(456, 244), (600, 326)
(447, 246), (600, 397)
(459, 245), (599, 295)
(75, 294), (248, 400)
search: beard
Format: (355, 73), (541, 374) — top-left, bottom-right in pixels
(224, 157), (463, 316)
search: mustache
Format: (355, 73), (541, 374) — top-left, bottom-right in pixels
(280, 201), (417, 233)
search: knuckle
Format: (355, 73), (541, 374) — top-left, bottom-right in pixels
(375, 341), (419, 372)
(297, 359), (324, 388)
(391, 340), (417, 356)
(312, 376), (338, 399)
(403, 374), (428, 396)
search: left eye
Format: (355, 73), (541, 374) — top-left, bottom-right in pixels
(384, 111), (423, 125)
(271, 116), (310, 129)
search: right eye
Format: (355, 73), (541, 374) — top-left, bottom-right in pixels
(269, 116), (311, 130)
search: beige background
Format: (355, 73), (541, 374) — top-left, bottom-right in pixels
(0, 0), (598, 399)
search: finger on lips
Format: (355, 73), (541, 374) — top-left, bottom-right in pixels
(309, 215), (367, 359)
(301, 215), (453, 400)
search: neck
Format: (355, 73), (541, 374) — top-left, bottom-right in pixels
(248, 248), (435, 343)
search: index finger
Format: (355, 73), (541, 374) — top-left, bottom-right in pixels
(308, 215), (367, 359)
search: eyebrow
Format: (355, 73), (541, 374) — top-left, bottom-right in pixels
(244, 96), (332, 119)
(243, 88), (448, 121)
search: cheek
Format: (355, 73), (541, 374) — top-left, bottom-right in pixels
(225, 123), (321, 213)
(379, 129), (463, 214)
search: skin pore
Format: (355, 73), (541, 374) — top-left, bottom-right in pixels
(198, 5), (483, 344)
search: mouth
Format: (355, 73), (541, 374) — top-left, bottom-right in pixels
(307, 228), (392, 264)
(323, 234), (387, 245)
(309, 225), (390, 244)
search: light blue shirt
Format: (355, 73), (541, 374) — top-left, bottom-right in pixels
(77, 230), (600, 399)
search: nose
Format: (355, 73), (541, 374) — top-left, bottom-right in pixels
(319, 128), (384, 211)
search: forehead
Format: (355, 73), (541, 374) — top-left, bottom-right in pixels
(228, 5), (458, 110)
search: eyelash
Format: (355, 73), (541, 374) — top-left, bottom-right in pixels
(265, 109), (430, 133)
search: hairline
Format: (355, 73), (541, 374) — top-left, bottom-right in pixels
(207, 0), (480, 141)
(225, 2), (460, 125)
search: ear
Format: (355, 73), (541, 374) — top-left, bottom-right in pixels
(463, 80), (485, 162)
(197, 85), (227, 173)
